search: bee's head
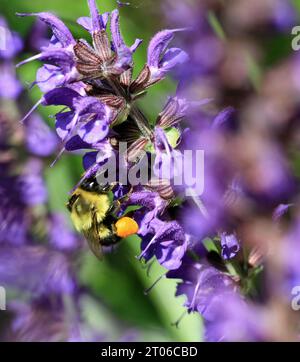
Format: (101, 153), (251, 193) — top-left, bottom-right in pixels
(115, 217), (139, 239)
(81, 176), (111, 193)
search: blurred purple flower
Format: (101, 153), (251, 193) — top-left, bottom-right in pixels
(272, 203), (292, 221)
(17, 159), (48, 206)
(0, 63), (22, 99)
(49, 213), (81, 252)
(0, 17), (23, 59)
(272, 0), (297, 30)
(25, 114), (58, 157)
(204, 293), (266, 342)
(282, 215), (300, 294)
(0, 176), (28, 245)
(0, 245), (76, 296)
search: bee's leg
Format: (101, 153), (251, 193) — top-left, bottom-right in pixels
(101, 233), (120, 246)
(111, 200), (121, 216)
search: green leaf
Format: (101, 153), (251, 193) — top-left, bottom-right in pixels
(207, 11), (226, 41)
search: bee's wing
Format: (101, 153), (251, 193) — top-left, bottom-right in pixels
(83, 229), (104, 260)
(83, 211), (103, 260)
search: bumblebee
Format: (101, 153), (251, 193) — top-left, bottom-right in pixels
(67, 178), (139, 259)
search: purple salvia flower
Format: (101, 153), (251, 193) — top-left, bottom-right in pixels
(17, 50), (78, 93)
(16, 12), (78, 94)
(281, 215), (300, 294)
(82, 139), (114, 171)
(127, 189), (187, 269)
(0, 17), (23, 59)
(49, 213), (81, 251)
(17, 159), (48, 206)
(0, 245), (76, 296)
(147, 29), (188, 82)
(139, 218), (187, 270)
(167, 261), (235, 316)
(5, 299), (74, 342)
(25, 114), (58, 157)
(42, 87), (110, 155)
(27, 19), (50, 52)
(16, 12), (75, 48)
(129, 190), (167, 226)
(111, 9), (142, 55)
(88, 0), (105, 32)
(220, 232), (240, 260)
(156, 95), (211, 128)
(153, 126), (183, 180)
(272, 0), (297, 30)
(212, 106), (235, 129)
(0, 63), (22, 99)
(77, 13), (109, 32)
(0, 176), (28, 245)
(0, 19), (23, 99)
(204, 293), (266, 342)
(272, 203), (292, 221)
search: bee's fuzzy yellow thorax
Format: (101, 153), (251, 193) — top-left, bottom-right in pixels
(70, 188), (111, 232)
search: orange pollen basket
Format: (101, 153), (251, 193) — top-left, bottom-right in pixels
(115, 217), (139, 238)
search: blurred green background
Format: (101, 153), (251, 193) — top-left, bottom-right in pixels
(0, 0), (202, 341)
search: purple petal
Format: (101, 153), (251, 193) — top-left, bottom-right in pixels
(77, 16), (92, 31)
(39, 49), (74, 69)
(77, 12), (109, 32)
(83, 151), (98, 170)
(0, 64), (22, 99)
(147, 30), (175, 68)
(18, 160), (48, 206)
(77, 119), (109, 144)
(212, 107), (235, 129)
(55, 111), (74, 140)
(43, 87), (80, 108)
(25, 114), (58, 156)
(0, 17), (23, 59)
(139, 219), (186, 270)
(109, 10), (142, 54)
(273, 203), (292, 221)
(88, 0), (104, 32)
(156, 238), (187, 270)
(36, 65), (65, 93)
(95, 140), (114, 163)
(49, 213), (80, 251)
(159, 47), (188, 73)
(17, 49), (74, 70)
(111, 9), (125, 50)
(17, 12), (75, 47)
(65, 135), (91, 151)
(112, 45), (133, 74)
(0, 245), (75, 295)
(74, 96), (106, 116)
(130, 38), (143, 53)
